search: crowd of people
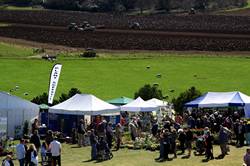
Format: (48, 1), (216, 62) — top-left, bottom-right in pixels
(1, 119), (62, 166)
(2, 108), (250, 165)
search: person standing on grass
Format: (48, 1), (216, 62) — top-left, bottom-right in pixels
(219, 125), (231, 158)
(106, 122), (113, 149)
(16, 138), (26, 166)
(115, 123), (123, 151)
(185, 127), (193, 157)
(129, 117), (138, 141)
(238, 120), (246, 147)
(178, 128), (186, 154)
(77, 119), (86, 147)
(27, 144), (38, 166)
(204, 130), (214, 161)
(49, 137), (62, 166)
(30, 130), (41, 153)
(171, 129), (178, 158)
(155, 129), (166, 161)
(89, 129), (98, 160)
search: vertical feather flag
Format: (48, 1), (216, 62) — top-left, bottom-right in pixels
(48, 64), (62, 104)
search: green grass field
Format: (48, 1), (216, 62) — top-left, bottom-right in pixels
(0, 42), (34, 57)
(0, 144), (247, 166)
(0, 42), (250, 101)
(0, 39), (249, 165)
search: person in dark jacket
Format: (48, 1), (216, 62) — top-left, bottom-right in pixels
(204, 131), (214, 160)
(77, 119), (86, 147)
(89, 129), (97, 160)
(151, 122), (158, 137)
(155, 129), (170, 162)
(171, 129), (178, 158)
(30, 130), (41, 153)
(238, 120), (246, 147)
(178, 129), (186, 154)
(185, 127), (193, 157)
(45, 130), (53, 148)
(106, 122), (113, 149)
(26, 144), (38, 166)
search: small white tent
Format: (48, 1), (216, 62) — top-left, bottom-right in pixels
(146, 98), (168, 107)
(0, 92), (39, 137)
(49, 94), (119, 115)
(120, 97), (159, 112)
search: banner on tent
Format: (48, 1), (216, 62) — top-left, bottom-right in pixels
(48, 64), (62, 104)
(0, 117), (7, 140)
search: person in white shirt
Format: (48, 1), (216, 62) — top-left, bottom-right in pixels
(49, 137), (61, 166)
(16, 138), (26, 166)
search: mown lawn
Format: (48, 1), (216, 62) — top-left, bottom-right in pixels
(0, 144), (247, 166)
(1, 56), (250, 101)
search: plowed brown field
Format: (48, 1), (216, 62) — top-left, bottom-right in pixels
(0, 10), (250, 51)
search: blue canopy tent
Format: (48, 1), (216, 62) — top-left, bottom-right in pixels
(185, 91), (250, 118)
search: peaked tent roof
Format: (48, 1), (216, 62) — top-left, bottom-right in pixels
(146, 98), (168, 107)
(185, 91), (250, 108)
(120, 97), (159, 112)
(49, 94), (119, 115)
(107, 96), (134, 105)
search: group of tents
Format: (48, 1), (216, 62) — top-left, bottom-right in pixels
(1, 91), (250, 138)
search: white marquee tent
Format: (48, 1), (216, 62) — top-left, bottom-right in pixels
(0, 92), (39, 137)
(121, 97), (159, 112)
(185, 91), (250, 118)
(49, 94), (119, 115)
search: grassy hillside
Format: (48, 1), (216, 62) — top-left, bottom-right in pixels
(1, 55), (250, 101)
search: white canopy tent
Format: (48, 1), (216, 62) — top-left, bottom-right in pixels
(145, 98), (168, 107)
(49, 94), (119, 115)
(0, 92), (39, 137)
(120, 97), (159, 112)
(185, 91), (250, 118)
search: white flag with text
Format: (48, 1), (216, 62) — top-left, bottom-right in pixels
(48, 64), (62, 104)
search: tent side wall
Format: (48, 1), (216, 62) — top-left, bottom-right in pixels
(7, 106), (39, 138)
